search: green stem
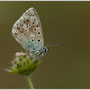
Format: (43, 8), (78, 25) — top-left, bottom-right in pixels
(27, 75), (34, 89)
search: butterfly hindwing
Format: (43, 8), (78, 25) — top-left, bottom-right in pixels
(12, 7), (44, 53)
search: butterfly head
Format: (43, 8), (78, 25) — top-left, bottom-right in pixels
(43, 46), (48, 54)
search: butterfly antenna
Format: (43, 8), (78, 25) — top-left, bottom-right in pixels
(46, 41), (63, 48)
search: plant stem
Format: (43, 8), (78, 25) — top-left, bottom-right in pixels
(27, 75), (34, 89)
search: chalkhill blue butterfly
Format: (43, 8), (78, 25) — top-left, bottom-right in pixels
(12, 7), (48, 58)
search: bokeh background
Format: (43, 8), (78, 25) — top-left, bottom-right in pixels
(0, 1), (90, 89)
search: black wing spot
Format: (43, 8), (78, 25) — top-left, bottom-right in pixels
(34, 28), (36, 31)
(26, 19), (29, 22)
(38, 39), (40, 42)
(27, 24), (31, 28)
(32, 39), (34, 41)
(38, 32), (40, 34)
(24, 33), (26, 35)
(28, 24), (31, 26)
(20, 24), (23, 26)
(36, 25), (39, 27)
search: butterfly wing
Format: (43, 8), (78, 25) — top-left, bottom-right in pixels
(12, 7), (44, 53)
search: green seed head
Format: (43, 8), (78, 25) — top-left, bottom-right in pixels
(7, 52), (42, 75)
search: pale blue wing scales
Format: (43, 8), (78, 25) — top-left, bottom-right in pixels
(12, 7), (44, 53)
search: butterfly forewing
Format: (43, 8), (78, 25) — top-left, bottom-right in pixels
(12, 7), (44, 53)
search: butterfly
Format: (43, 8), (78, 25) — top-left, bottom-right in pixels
(12, 7), (48, 57)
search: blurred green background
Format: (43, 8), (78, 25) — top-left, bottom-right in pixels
(0, 1), (90, 89)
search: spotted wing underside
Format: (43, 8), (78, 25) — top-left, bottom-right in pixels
(12, 8), (44, 53)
